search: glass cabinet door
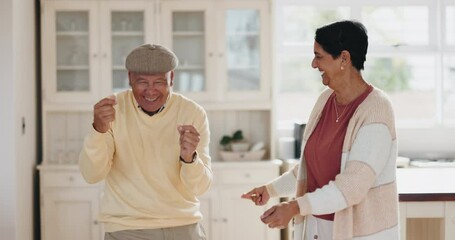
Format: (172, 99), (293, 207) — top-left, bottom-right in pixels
(172, 11), (206, 93)
(161, 2), (216, 102)
(111, 11), (145, 92)
(222, 1), (270, 101)
(225, 9), (260, 91)
(42, 1), (99, 104)
(161, 1), (270, 104)
(55, 11), (90, 92)
(99, 2), (154, 95)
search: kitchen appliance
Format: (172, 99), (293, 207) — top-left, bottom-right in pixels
(293, 122), (306, 159)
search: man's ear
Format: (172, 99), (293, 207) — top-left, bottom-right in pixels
(128, 71), (133, 87)
(169, 71), (175, 87)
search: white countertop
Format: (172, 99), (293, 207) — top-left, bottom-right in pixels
(397, 167), (455, 194)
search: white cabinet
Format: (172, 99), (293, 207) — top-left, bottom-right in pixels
(161, 0), (271, 109)
(38, 161), (282, 240)
(41, 0), (157, 106)
(200, 161), (282, 240)
(38, 165), (103, 240)
(40, 0), (276, 166)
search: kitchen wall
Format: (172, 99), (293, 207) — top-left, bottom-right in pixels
(398, 128), (455, 159)
(276, 126), (455, 160)
(0, 0), (37, 240)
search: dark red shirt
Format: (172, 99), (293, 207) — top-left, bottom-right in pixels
(304, 86), (372, 221)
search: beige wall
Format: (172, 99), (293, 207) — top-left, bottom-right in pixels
(0, 0), (37, 239)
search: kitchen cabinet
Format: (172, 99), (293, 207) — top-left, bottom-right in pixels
(200, 160), (282, 240)
(160, 0), (275, 162)
(38, 161), (282, 240)
(397, 168), (455, 240)
(40, 0), (275, 164)
(38, 165), (104, 240)
(161, 0), (271, 109)
(41, 0), (157, 107)
(40, 0), (157, 166)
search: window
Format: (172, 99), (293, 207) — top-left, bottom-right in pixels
(274, 0), (455, 128)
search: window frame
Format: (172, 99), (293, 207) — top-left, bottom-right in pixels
(273, 0), (455, 128)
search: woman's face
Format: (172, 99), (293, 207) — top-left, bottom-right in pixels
(311, 41), (343, 87)
(129, 71), (174, 112)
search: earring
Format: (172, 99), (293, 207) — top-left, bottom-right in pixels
(341, 66), (344, 70)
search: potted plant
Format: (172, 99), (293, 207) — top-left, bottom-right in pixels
(219, 130), (249, 152)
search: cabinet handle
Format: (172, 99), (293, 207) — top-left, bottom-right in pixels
(213, 218), (218, 223)
(93, 53), (98, 58)
(218, 53), (224, 57)
(68, 176), (74, 182)
(222, 218), (227, 222)
(245, 173), (251, 178)
(208, 52), (213, 57)
(93, 220), (99, 225)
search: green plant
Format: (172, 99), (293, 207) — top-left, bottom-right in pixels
(219, 130), (244, 150)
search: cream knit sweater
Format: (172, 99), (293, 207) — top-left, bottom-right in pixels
(267, 87), (399, 240)
(79, 91), (212, 232)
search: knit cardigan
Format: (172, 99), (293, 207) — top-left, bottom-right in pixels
(267, 87), (399, 240)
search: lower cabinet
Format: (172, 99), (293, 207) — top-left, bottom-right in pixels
(38, 166), (103, 240)
(38, 160), (282, 240)
(200, 161), (282, 240)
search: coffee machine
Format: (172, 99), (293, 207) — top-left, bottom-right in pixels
(293, 122), (306, 159)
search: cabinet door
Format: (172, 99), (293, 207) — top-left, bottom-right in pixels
(218, 186), (280, 240)
(162, 1), (271, 106)
(99, 1), (156, 95)
(42, 1), (100, 104)
(161, 1), (218, 102)
(219, 1), (271, 102)
(42, 188), (101, 240)
(199, 192), (213, 240)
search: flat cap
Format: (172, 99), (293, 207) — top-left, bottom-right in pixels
(125, 44), (178, 74)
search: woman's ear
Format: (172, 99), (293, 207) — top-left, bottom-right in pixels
(341, 50), (351, 63)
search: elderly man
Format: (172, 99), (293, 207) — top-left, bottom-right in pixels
(79, 44), (212, 240)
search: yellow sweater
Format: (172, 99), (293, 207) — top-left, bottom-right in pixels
(79, 90), (212, 232)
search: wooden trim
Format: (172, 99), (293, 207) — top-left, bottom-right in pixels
(399, 193), (455, 202)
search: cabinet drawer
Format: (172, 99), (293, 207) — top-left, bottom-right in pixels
(216, 169), (275, 184)
(41, 172), (90, 187)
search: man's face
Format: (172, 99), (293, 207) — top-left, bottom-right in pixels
(129, 71), (174, 112)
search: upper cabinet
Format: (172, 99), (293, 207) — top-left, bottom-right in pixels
(41, 0), (271, 110)
(39, 0), (275, 165)
(41, 1), (157, 107)
(161, 0), (271, 109)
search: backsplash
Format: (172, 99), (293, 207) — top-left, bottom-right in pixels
(43, 109), (272, 164)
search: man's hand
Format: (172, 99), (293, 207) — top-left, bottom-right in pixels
(93, 95), (117, 133)
(241, 186), (270, 206)
(260, 200), (300, 229)
(177, 125), (200, 163)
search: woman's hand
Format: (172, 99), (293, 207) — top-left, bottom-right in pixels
(241, 185), (270, 206)
(260, 200), (300, 229)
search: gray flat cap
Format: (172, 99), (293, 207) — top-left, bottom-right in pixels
(125, 44), (178, 74)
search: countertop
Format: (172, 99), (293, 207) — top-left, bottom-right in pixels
(38, 161), (455, 202)
(397, 167), (455, 201)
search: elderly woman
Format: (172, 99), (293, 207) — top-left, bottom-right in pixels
(242, 20), (399, 240)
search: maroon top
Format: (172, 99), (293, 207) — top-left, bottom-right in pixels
(304, 85), (373, 221)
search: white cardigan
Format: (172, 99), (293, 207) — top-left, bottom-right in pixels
(267, 87), (399, 240)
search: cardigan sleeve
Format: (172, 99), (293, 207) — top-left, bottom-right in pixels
(266, 163), (299, 197)
(296, 123), (393, 216)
